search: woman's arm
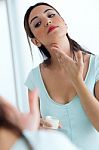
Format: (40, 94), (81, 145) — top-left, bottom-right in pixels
(28, 89), (61, 129)
(73, 78), (99, 131)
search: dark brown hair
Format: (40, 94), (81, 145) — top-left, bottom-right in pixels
(24, 2), (93, 65)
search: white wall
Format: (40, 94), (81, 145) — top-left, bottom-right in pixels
(0, 0), (17, 106)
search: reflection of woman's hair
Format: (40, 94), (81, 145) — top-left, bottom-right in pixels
(24, 2), (93, 65)
(0, 103), (33, 150)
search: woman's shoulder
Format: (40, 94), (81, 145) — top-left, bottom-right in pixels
(28, 65), (40, 75)
(83, 53), (98, 67)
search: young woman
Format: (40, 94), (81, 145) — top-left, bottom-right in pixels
(24, 2), (99, 150)
(0, 91), (77, 150)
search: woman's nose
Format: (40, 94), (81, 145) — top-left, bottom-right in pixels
(45, 20), (52, 26)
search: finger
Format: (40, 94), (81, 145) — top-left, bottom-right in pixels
(55, 50), (74, 64)
(40, 118), (44, 126)
(58, 122), (62, 128)
(51, 47), (63, 58)
(50, 47), (63, 65)
(76, 51), (83, 64)
(44, 120), (53, 127)
(51, 43), (59, 49)
(28, 89), (39, 114)
(40, 118), (52, 127)
(50, 47), (59, 55)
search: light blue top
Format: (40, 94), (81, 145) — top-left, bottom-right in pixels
(11, 130), (78, 150)
(25, 54), (99, 150)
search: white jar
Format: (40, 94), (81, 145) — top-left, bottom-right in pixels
(45, 116), (59, 129)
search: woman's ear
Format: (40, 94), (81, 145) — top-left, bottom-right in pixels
(31, 38), (41, 47)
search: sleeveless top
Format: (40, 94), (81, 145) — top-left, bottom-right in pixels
(25, 54), (99, 150)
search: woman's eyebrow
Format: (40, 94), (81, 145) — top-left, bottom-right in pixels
(44, 8), (53, 13)
(30, 8), (53, 24)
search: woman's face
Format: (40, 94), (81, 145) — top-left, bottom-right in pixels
(28, 5), (67, 47)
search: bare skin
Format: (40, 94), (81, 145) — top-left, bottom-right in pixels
(40, 53), (90, 104)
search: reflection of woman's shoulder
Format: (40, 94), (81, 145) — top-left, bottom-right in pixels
(23, 130), (79, 150)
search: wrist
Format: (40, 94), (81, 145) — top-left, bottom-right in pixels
(72, 76), (84, 89)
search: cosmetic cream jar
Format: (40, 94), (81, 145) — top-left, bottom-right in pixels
(45, 116), (59, 129)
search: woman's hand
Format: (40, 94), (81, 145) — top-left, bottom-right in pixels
(40, 118), (53, 129)
(19, 89), (40, 131)
(51, 45), (84, 85)
(0, 89), (40, 131)
(39, 117), (61, 129)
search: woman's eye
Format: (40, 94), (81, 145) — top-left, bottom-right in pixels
(48, 14), (55, 18)
(34, 22), (41, 28)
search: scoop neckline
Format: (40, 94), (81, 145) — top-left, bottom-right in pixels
(38, 54), (93, 107)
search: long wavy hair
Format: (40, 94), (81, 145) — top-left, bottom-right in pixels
(24, 2), (93, 65)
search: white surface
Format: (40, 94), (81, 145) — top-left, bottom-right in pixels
(0, 0), (16, 106)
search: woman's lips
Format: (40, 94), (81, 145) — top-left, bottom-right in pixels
(48, 26), (58, 34)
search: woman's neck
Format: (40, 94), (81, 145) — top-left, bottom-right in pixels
(46, 35), (72, 69)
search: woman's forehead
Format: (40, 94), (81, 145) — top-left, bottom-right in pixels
(31, 5), (53, 15)
(29, 5), (54, 21)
